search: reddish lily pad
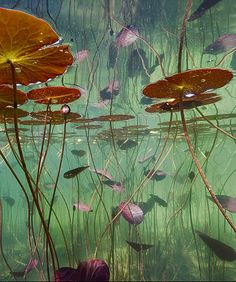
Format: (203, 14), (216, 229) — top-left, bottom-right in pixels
(143, 68), (233, 99)
(0, 8), (73, 85)
(145, 93), (221, 113)
(27, 87), (81, 104)
(92, 114), (135, 122)
(0, 85), (27, 107)
(30, 110), (81, 124)
(0, 108), (29, 118)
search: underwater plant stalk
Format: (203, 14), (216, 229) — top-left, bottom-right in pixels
(177, 0), (236, 233)
(0, 200), (15, 279)
(8, 60), (58, 280)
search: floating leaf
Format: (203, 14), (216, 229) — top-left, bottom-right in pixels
(27, 87), (81, 104)
(196, 230), (236, 262)
(143, 69), (233, 99)
(55, 267), (79, 282)
(92, 114), (135, 122)
(145, 93), (221, 113)
(0, 108), (29, 119)
(30, 110), (81, 124)
(0, 85), (27, 107)
(119, 202), (144, 225)
(0, 8), (73, 85)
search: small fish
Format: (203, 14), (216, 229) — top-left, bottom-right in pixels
(115, 25), (139, 47)
(188, 0), (222, 22)
(90, 168), (113, 180)
(99, 80), (120, 101)
(144, 169), (167, 181)
(107, 42), (119, 69)
(3, 196), (15, 207)
(73, 202), (93, 212)
(203, 34), (236, 55)
(196, 230), (236, 261)
(71, 149), (86, 157)
(207, 195), (236, 213)
(188, 171), (195, 182)
(102, 179), (124, 193)
(126, 240), (154, 252)
(140, 96), (154, 105)
(63, 165), (89, 179)
(149, 194), (168, 207)
(76, 49), (89, 63)
(117, 139), (138, 150)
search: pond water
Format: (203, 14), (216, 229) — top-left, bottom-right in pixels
(0, 0), (236, 281)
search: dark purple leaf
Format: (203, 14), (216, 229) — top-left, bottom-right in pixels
(77, 259), (110, 281)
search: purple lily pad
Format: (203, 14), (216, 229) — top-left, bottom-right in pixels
(55, 259), (109, 281)
(119, 202), (144, 225)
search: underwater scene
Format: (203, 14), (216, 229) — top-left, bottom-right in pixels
(0, 0), (236, 281)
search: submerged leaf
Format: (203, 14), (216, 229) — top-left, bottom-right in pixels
(196, 230), (236, 261)
(119, 202), (144, 225)
(126, 240), (154, 252)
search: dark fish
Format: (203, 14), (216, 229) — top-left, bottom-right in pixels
(230, 51), (236, 70)
(102, 179), (124, 192)
(117, 139), (138, 150)
(144, 169), (167, 181)
(188, 171), (195, 182)
(107, 41), (118, 69)
(115, 25), (139, 47)
(203, 34), (236, 54)
(140, 96), (154, 105)
(126, 240), (154, 252)
(71, 149), (86, 157)
(207, 195), (236, 213)
(63, 165), (89, 179)
(3, 196), (15, 207)
(99, 80), (120, 101)
(127, 48), (164, 82)
(149, 194), (168, 207)
(196, 230), (236, 261)
(188, 0), (222, 22)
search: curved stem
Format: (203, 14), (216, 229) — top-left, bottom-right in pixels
(180, 109), (236, 232)
(8, 60), (58, 279)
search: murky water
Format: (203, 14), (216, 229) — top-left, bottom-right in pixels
(0, 0), (236, 281)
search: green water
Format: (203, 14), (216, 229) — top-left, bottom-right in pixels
(0, 0), (236, 281)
